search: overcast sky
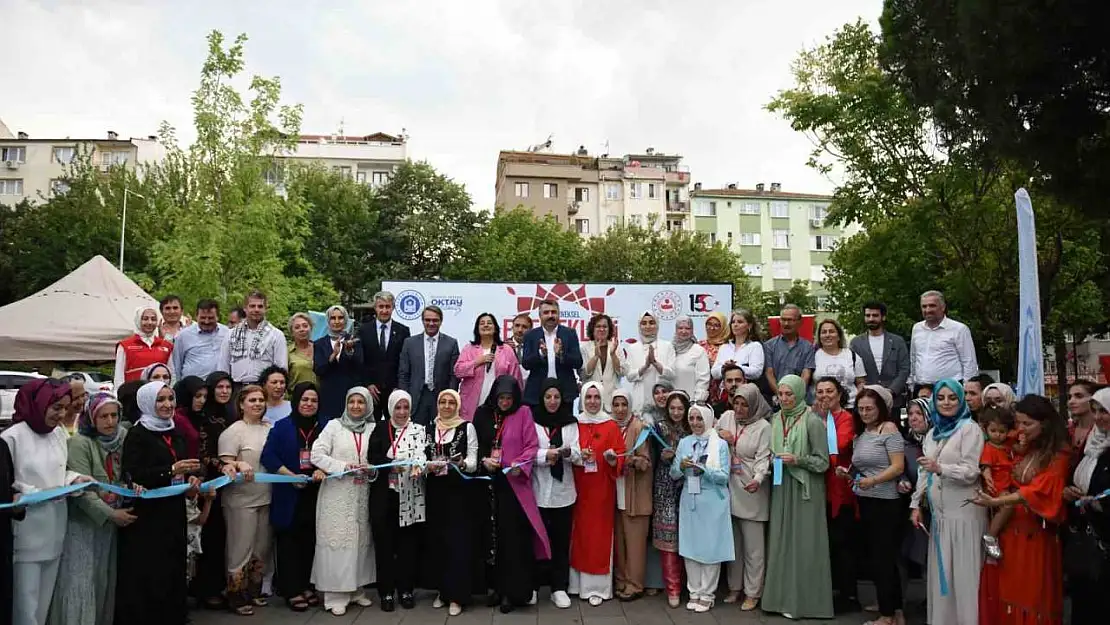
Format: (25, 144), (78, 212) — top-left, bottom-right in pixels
(2, 0), (881, 208)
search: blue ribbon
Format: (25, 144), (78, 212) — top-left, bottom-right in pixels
(772, 456), (783, 486)
(649, 427), (674, 450)
(1074, 487), (1110, 508)
(620, 429), (651, 456)
(450, 462), (490, 481)
(925, 473), (949, 596)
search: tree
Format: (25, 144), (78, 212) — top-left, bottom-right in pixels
(445, 207), (585, 281)
(769, 21), (1107, 377)
(879, 0), (1110, 223)
(751, 282), (819, 321)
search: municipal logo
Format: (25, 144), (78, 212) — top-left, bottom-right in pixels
(651, 290), (682, 321)
(395, 290), (425, 321)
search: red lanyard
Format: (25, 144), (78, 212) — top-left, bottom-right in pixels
(389, 422), (408, 457)
(298, 425), (316, 448)
(104, 452), (119, 483)
(545, 426), (559, 441)
(436, 426), (451, 456)
(493, 418), (506, 448)
(781, 414), (800, 441)
(352, 432), (364, 460)
(162, 435), (177, 462)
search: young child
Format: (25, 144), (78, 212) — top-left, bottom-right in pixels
(185, 487), (215, 583)
(979, 407), (1017, 560)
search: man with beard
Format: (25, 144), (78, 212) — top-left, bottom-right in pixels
(712, 363), (746, 419)
(849, 301), (909, 410)
(171, 299), (228, 379)
(521, 299), (582, 410)
(219, 290), (288, 385)
(507, 313), (533, 383)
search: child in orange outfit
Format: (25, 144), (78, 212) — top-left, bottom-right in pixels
(980, 408), (1019, 560)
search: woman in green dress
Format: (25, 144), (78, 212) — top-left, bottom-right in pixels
(50, 391), (137, 625)
(287, 312), (318, 392)
(761, 374), (834, 620)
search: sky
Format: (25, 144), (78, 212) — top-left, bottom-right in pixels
(1, 0), (883, 208)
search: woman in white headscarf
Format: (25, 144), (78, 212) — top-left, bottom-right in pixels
(669, 403), (733, 613)
(113, 306), (173, 389)
(670, 316), (711, 403)
(622, 311), (676, 414)
(310, 387), (377, 616)
(313, 305), (365, 421)
(1065, 387), (1110, 624)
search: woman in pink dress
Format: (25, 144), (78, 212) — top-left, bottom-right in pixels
(455, 313), (522, 422)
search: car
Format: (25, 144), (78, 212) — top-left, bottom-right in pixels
(0, 370), (48, 429)
(61, 371), (115, 394)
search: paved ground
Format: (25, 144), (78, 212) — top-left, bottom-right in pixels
(190, 583), (928, 624)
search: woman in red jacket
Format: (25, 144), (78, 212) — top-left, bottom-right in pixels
(113, 306), (173, 389)
(814, 376), (860, 614)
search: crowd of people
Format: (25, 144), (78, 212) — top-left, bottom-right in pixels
(0, 288), (1108, 625)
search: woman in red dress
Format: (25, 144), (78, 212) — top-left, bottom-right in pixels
(974, 395), (1069, 625)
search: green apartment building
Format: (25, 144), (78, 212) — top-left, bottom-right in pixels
(691, 183), (860, 309)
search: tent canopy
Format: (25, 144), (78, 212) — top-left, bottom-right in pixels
(0, 255), (158, 361)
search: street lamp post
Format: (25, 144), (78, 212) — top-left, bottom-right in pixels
(119, 188), (146, 272)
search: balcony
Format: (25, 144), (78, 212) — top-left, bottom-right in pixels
(567, 200), (580, 215)
(665, 170), (689, 185)
(667, 200), (689, 214)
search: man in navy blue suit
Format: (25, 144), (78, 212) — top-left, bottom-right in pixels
(521, 299), (583, 409)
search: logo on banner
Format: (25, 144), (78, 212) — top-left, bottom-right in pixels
(651, 290), (682, 321)
(395, 290), (425, 321)
(429, 295), (465, 316)
(688, 293), (721, 314)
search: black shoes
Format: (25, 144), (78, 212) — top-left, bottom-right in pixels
(380, 596), (395, 612)
(499, 599), (515, 614)
(400, 593), (415, 609)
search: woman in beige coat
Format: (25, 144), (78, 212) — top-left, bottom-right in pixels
(714, 383), (772, 611)
(611, 388), (653, 600)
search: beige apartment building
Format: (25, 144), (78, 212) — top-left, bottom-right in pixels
(274, 132), (408, 188)
(0, 119), (165, 205)
(495, 146), (691, 236)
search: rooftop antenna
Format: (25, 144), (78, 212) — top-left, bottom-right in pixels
(336, 118), (345, 138)
(527, 133), (554, 153)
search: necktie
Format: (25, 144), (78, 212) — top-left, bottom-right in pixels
(425, 336), (435, 390)
(379, 323), (387, 351)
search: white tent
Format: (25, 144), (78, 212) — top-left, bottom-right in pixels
(0, 255), (158, 361)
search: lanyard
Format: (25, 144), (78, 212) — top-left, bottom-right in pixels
(352, 432), (364, 460)
(545, 426), (559, 441)
(436, 426), (451, 456)
(298, 425), (316, 448)
(389, 422), (409, 457)
(493, 417), (506, 448)
(104, 452), (119, 484)
(781, 414), (800, 442)
(162, 435), (177, 462)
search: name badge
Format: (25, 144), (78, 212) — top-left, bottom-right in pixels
(353, 473), (366, 486)
(687, 474), (701, 494)
(388, 471), (400, 490)
(584, 458), (598, 473)
(299, 449), (312, 471)
(102, 491), (120, 508)
(491, 448), (502, 463)
(172, 474), (185, 486)
(434, 456), (449, 476)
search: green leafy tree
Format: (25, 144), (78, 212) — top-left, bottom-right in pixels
(445, 207), (585, 281)
(752, 282), (819, 321)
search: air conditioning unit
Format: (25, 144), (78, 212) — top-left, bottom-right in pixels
(4, 160), (18, 170)
(809, 218), (823, 228)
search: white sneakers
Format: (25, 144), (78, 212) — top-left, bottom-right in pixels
(432, 596), (445, 609)
(448, 603), (462, 616)
(529, 591), (538, 606)
(588, 596), (603, 607)
(551, 591), (571, 609)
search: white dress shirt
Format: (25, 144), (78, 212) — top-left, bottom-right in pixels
(377, 321), (392, 350)
(423, 333), (439, 389)
(909, 316), (979, 385)
(531, 423), (581, 508)
(710, 340), (765, 381)
(543, 327), (558, 379)
(868, 334), (885, 372)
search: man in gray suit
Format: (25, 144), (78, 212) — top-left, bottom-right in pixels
(398, 305), (460, 425)
(849, 301), (910, 409)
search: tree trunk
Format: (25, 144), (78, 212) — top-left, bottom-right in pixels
(1055, 336), (1069, 415)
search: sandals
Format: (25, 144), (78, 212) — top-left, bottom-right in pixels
(233, 605), (254, 617)
(286, 595), (309, 612)
(251, 597), (268, 607)
(305, 592), (320, 607)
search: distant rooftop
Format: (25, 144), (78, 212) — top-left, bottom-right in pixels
(296, 132), (404, 145)
(692, 185), (832, 201)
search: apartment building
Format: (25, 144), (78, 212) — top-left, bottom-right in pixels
(0, 120), (165, 205)
(691, 183), (859, 309)
(275, 132), (408, 188)
(494, 146), (691, 237)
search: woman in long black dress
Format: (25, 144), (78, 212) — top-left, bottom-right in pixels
(190, 370), (234, 609)
(1, 438), (24, 625)
(116, 381), (202, 625)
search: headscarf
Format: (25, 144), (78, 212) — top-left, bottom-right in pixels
(672, 315), (695, 355)
(116, 380), (143, 424)
(137, 381), (175, 433)
(907, 397), (933, 444)
(638, 310), (658, 345)
(173, 376), (207, 426)
(734, 382), (772, 425)
(704, 311), (731, 346)
(387, 389), (413, 426)
(611, 388), (634, 428)
(140, 362), (172, 384)
(325, 304), (353, 339)
(983, 382), (1017, 408)
(642, 380), (674, 426)
(772, 374), (814, 499)
(1075, 388), (1110, 493)
(488, 375), (523, 417)
(80, 391), (126, 452)
(203, 371), (234, 424)
(12, 378), (71, 435)
(864, 384), (894, 412)
(289, 382), (320, 432)
(338, 386), (373, 433)
(577, 381), (611, 425)
(930, 378), (972, 441)
(133, 305), (161, 345)
(532, 378), (576, 430)
(689, 403), (723, 471)
(435, 389), (464, 430)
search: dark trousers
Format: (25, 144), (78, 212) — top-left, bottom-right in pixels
(371, 491), (422, 597)
(826, 503), (859, 602)
(274, 487), (318, 598)
(374, 386), (397, 421)
(413, 387), (437, 426)
(536, 505), (573, 592)
(859, 497), (904, 617)
(190, 494), (227, 600)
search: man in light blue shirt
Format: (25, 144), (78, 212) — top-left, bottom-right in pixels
(171, 299), (229, 379)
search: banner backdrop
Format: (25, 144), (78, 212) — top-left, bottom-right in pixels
(380, 281), (734, 343)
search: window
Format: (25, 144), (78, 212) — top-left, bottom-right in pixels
(727, 201), (732, 208)
(668, 220), (684, 231)
(575, 218), (590, 234)
(339, 166), (352, 179)
(629, 214), (643, 226)
(356, 171), (367, 184)
(0, 179), (23, 195)
(810, 203), (829, 223)
(647, 183), (657, 199)
(605, 183), (621, 200)
(811, 235), (839, 251)
(744, 264), (763, 277)
(0, 147), (26, 162)
(514, 181), (529, 198)
(770, 201), (789, 218)
(772, 260), (791, 279)
(772, 229), (790, 249)
(629, 182), (642, 199)
(739, 232), (760, 246)
(709, 232), (717, 244)
(816, 296), (830, 310)
(52, 147), (76, 164)
(703, 201), (717, 216)
(810, 265), (826, 282)
(574, 187), (589, 202)
(50, 179), (70, 195)
(606, 215), (619, 229)
(543, 183), (558, 199)
(264, 167), (283, 185)
(371, 171), (391, 187)
(726, 231), (734, 244)
(100, 151), (128, 167)
(740, 202), (761, 215)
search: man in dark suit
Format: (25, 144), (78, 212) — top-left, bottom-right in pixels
(849, 301), (910, 409)
(521, 299), (583, 409)
(359, 291), (411, 420)
(397, 305), (460, 426)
